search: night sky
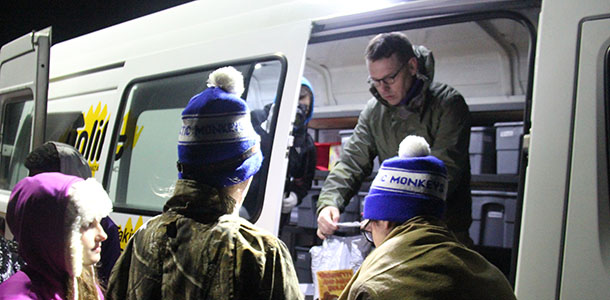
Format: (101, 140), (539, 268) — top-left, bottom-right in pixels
(0, 1), (194, 47)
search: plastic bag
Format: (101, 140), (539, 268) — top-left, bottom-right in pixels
(310, 235), (372, 300)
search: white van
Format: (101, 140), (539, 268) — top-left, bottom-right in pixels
(1, 0), (608, 298)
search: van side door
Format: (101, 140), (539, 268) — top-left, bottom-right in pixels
(560, 15), (610, 299)
(0, 28), (51, 236)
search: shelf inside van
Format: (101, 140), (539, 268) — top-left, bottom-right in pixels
(309, 95), (525, 129)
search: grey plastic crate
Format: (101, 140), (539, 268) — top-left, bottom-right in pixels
(470, 126), (495, 153)
(497, 149), (520, 174)
(469, 126), (496, 174)
(470, 153), (496, 174)
(494, 122), (523, 174)
(494, 122), (523, 150)
(295, 246), (313, 283)
(297, 192), (319, 229)
(469, 190), (517, 248)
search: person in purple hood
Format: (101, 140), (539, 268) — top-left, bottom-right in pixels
(23, 141), (121, 286)
(0, 172), (112, 300)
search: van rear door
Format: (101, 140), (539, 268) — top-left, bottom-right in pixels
(0, 28), (51, 236)
(559, 15), (610, 298)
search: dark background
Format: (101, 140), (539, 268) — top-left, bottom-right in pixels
(0, 1), (194, 47)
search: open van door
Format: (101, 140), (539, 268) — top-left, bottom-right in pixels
(559, 15), (610, 298)
(0, 28), (51, 236)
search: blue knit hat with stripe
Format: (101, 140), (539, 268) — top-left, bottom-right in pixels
(363, 135), (448, 223)
(177, 66), (262, 187)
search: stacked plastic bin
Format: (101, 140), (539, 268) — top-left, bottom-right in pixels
(469, 126), (496, 174)
(469, 190), (517, 248)
(494, 121), (524, 174)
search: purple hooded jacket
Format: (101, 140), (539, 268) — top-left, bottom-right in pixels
(0, 173), (103, 299)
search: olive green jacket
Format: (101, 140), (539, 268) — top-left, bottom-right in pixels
(317, 74), (472, 233)
(107, 179), (303, 300)
(338, 216), (516, 300)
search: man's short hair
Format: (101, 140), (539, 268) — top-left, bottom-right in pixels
(365, 32), (416, 65)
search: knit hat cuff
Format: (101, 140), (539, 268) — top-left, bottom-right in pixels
(370, 165), (448, 201)
(363, 194), (445, 222)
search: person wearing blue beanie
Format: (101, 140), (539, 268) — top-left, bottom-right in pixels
(107, 66), (303, 300)
(337, 136), (516, 300)
(248, 77), (317, 229)
(280, 77), (317, 221)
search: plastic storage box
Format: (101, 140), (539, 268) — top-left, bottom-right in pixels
(295, 246), (313, 283)
(469, 190), (517, 248)
(494, 121), (524, 174)
(469, 126), (496, 174)
(297, 190), (319, 229)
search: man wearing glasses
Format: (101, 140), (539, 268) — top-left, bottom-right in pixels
(317, 32), (473, 246)
(338, 136), (514, 300)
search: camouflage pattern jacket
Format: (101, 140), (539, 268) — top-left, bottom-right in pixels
(107, 179), (303, 300)
(338, 216), (516, 300)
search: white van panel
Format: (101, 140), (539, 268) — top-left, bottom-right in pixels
(46, 91), (120, 180)
(515, 0), (610, 298)
(560, 16), (610, 299)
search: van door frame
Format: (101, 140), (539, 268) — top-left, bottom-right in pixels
(0, 27), (51, 150)
(310, 9), (536, 284)
(0, 27), (51, 236)
(558, 14), (610, 299)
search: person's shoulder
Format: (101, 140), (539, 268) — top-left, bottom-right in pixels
(428, 81), (464, 102)
(426, 81), (468, 114)
(0, 271), (38, 299)
(360, 97), (386, 121)
(216, 215), (286, 250)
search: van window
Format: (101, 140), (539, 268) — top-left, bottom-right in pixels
(45, 112), (85, 146)
(0, 99), (33, 190)
(108, 59), (285, 221)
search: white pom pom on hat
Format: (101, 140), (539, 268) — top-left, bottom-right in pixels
(207, 66), (245, 97)
(398, 135), (431, 158)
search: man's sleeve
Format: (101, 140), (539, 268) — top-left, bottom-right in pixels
(429, 93), (471, 196)
(317, 104), (377, 214)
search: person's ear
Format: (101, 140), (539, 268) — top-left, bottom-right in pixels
(380, 220), (393, 231)
(407, 56), (418, 76)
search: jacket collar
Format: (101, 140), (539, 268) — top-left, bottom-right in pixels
(164, 179), (236, 223)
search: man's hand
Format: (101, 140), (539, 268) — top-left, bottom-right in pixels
(316, 206), (340, 239)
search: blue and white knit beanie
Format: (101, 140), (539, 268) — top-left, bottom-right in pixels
(177, 66), (262, 187)
(363, 135), (448, 223)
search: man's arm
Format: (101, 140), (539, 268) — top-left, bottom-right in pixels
(316, 103), (377, 238)
(429, 91), (471, 197)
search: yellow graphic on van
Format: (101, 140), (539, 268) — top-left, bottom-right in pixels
(76, 102), (110, 177)
(115, 111), (144, 160)
(118, 216), (144, 251)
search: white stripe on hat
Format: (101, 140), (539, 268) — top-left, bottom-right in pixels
(179, 112), (258, 145)
(372, 167), (448, 200)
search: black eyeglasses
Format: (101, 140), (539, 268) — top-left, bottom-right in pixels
(360, 219), (374, 244)
(367, 62), (406, 87)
